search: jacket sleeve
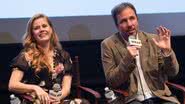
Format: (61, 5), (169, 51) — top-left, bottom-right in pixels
(101, 40), (136, 88)
(160, 49), (179, 77)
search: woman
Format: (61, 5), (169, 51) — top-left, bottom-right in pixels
(9, 13), (89, 104)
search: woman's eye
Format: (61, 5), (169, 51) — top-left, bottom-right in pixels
(33, 26), (39, 30)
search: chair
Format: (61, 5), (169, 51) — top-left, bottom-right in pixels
(113, 81), (185, 104)
(166, 82), (185, 104)
(71, 56), (101, 104)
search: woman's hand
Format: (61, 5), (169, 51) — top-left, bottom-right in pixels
(33, 85), (50, 104)
(49, 95), (61, 104)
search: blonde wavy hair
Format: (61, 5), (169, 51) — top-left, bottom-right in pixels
(22, 13), (62, 72)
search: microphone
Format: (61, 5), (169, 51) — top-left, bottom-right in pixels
(128, 35), (142, 47)
(49, 83), (62, 98)
(128, 35), (142, 57)
(53, 83), (61, 92)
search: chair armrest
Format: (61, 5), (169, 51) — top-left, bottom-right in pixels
(113, 82), (185, 97)
(166, 82), (185, 92)
(166, 82), (185, 104)
(20, 94), (34, 101)
(113, 89), (129, 97)
(77, 85), (101, 99)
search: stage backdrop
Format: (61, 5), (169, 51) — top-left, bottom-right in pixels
(0, 0), (185, 43)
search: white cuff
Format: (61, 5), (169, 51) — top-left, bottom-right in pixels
(161, 49), (173, 57)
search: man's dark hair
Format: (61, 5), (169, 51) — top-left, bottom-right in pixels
(111, 2), (138, 27)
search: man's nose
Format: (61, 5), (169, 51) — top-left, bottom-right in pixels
(127, 20), (133, 26)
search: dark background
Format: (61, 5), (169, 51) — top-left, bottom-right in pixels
(0, 36), (185, 103)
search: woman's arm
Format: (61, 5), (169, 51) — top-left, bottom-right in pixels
(9, 68), (36, 93)
(60, 75), (72, 100)
(9, 68), (50, 104)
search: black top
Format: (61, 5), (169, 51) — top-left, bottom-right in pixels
(10, 49), (73, 91)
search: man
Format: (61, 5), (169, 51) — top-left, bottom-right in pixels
(101, 2), (180, 104)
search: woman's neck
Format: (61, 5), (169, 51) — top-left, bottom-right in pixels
(38, 41), (51, 53)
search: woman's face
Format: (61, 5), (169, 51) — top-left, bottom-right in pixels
(32, 17), (53, 45)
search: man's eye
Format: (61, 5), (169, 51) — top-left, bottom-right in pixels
(119, 19), (126, 24)
(42, 24), (48, 28)
(130, 16), (136, 20)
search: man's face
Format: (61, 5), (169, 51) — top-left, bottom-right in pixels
(116, 7), (139, 37)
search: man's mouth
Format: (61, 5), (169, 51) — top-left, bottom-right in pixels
(128, 30), (135, 34)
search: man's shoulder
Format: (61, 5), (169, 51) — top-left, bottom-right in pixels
(102, 33), (119, 44)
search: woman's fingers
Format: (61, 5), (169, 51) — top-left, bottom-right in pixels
(36, 88), (50, 104)
(49, 95), (61, 104)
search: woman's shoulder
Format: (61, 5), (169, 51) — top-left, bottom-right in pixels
(10, 50), (30, 71)
(55, 48), (70, 58)
(12, 50), (26, 62)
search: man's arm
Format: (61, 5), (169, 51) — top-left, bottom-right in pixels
(161, 50), (179, 77)
(152, 26), (179, 77)
(101, 40), (136, 88)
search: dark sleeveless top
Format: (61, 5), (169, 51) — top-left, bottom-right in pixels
(10, 49), (73, 91)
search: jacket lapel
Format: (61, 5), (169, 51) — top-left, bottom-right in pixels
(138, 32), (151, 72)
(113, 33), (128, 59)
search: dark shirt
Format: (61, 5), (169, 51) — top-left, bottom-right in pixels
(10, 49), (72, 91)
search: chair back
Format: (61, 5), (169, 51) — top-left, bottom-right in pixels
(71, 56), (81, 98)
